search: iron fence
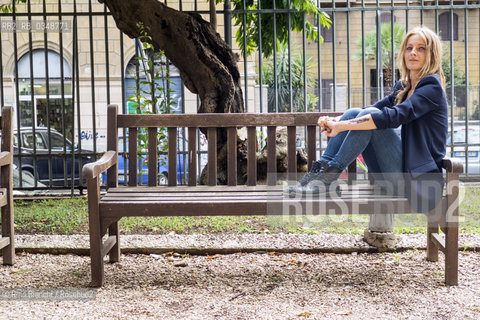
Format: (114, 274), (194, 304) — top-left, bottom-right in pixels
(1, 0), (479, 194)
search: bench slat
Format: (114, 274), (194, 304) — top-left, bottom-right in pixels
(247, 127), (257, 186)
(267, 126), (276, 186)
(207, 128), (217, 186)
(128, 128), (137, 186)
(107, 106), (118, 187)
(188, 127), (197, 186)
(117, 112), (343, 128)
(287, 126), (296, 181)
(168, 127), (177, 186)
(99, 198), (412, 217)
(148, 128), (158, 186)
(104, 183), (393, 193)
(227, 127), (237, 186)
(307, 126), (316, 171)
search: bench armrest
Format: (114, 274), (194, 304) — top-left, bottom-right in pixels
(442, 157), (463, 174)
(82, 150), (117, 180)
(0, 151), (12, 167)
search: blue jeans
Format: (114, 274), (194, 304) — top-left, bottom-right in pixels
(320, 107), (403, 193)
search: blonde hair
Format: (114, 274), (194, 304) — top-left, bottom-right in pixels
(396, 26), (446, 104)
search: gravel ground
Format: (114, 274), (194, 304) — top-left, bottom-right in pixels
(0, 250), (479, 320)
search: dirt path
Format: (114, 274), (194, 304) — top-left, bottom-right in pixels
(1, 251), (479, 319)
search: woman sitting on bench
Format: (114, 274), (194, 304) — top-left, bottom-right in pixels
(287, 26), (448, 214)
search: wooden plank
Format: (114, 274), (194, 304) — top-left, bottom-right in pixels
(107, 185), (279, 193)
(445, 170), (459, 285)
(83, 151), (117, 180)
(267, 126), (277, 186)
(188, 127), (197, 186)
(87, 177), (104, 287)
(104, 182), (401, 194)
(108, 221), (120, 263)
(99, 198), (414, 218)
(101, 235), (118, 257)
(117, 112), (343, 128)
(168, 127), (177, 187)
(0, 151), (11, 167)
(106, 105), (118, 188)
(101, 190), (281, 197)
(148, 128), (159, 186)
(307, 126), (316, 171)
(1, 106), (14, 265)
(287, 126), (296, 181)
(128, 128), (137, 186)
(227, 127), (237, 186)
(0, 237), (9, 250)
(430, 233), (446, 253)
(247, 127), (257, 186)
(207, 128), (217, 186)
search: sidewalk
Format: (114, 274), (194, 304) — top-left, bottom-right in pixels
(14, 233), (480, 255)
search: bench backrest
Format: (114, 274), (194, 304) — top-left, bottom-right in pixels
(106, 104), (343, 187)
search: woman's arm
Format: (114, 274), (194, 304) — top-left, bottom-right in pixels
(318, 114), (377, 137)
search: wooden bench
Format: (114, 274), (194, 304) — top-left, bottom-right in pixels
(0, 106), (14, 266)
(83, 104), (463, 287)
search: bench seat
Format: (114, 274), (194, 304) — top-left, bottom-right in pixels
(99, 184), (414, 218)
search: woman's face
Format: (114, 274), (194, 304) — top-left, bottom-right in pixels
(404, 34), (427, 74)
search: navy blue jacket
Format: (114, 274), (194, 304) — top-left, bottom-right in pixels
(367, 74), (448, 176)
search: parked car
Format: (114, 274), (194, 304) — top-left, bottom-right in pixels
(448, 127), (480, 175)
(11, 127), (95, 187)
(114, 135), (187, 185)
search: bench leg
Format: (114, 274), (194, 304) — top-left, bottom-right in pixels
(1, 205), (14, 265)
(426, 213), (439, 262)
(87, 178), (104, 287)
(445, 225), (458, 286)
(109, 221), (120, 263)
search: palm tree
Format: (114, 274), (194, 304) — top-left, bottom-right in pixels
(355, 23), (406, 86)
(262, 47), (318, 112)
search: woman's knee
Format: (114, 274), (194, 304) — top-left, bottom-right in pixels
(340, 108), (363, 120)
(358, 107), (381, 117)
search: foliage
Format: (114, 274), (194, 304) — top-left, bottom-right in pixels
(261, 46), (318, 112)
(126, 23), (177, 173)
(232, 0), (331, 58)
(442, 52), (467, 88)
(354, 23), (406, 68)
(0, 0), (26, 13)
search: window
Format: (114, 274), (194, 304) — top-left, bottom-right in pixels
(22, 132), (45, 150)
(380, 12), (396, 24)
(439, 12), (458, 41)
(50, 132), (72, 151)
(16, 49), (73, 140)
(125, 48), (183, 114)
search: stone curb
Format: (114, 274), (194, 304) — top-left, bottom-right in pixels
(11, 233), (480, 255)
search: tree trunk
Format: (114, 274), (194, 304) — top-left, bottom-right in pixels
(99, 0), (244, 115)
(100, 1), (301, 185)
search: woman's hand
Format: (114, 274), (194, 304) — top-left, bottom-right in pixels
(317, 116), (340, 137)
